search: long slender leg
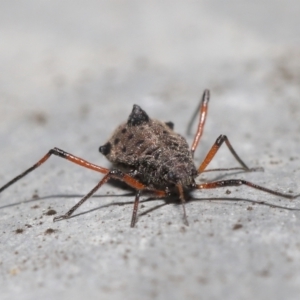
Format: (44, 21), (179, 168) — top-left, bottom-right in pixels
(196, 180), (299, 199)
(0, 148), (167, 227)
(53, 172), (112, 221)
(201, 167), (263, 173)
(198, 135), (262, 173)
(0, 147), (167, 197)
(177, 184), (189, 226)
(130, 190), (141, 228)
(190, 89), (210, 157)
(0, 147), (109, 193)
(53, 169), (167, 225)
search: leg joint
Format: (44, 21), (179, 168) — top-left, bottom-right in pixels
(50, 148), (67, 158)
(110, 168), (124, 177)
(216, 134), (227, 146)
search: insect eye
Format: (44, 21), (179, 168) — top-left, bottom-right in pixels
(99, 142), (111, 155)
(165, 121), (174, 130)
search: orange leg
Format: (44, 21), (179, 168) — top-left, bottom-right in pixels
(189, 89), (210, 157)
(196, 180), (299, 199)
(53, 169), (166, 226)
(0, 147), (109, 193)
(197, 135), (262, 173)
(0, 147), (166, 227)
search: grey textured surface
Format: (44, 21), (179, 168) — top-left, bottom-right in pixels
(1, 1), (300, 300)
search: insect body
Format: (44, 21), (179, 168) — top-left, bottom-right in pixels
(100, 105), (197, 191)
(0, 90), (298, 227)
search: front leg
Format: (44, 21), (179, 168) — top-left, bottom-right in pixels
(53, 169), (167, 227)
(0, 147), (110, 194)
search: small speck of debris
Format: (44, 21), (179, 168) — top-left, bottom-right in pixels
(258, 269), (270, 277)
(269, 160), (282, 165)
(79, 104), (90, 119)
(31, 112), (48, 125)
(44, 228), (57, 235)
(31, 205), (39, 209)
(45, 209), (57, 216)
(197, 276), (209, 285)
(25, 224), (32, 228)
(15, 228), (24, 234)
(247, 206), (253, 211)
(180, 226), (187, 233)
(225, 189), (231, 195)
(32, 193), (39, 199)
(232, 224), (243, 230)
(9, 268), (20, 276)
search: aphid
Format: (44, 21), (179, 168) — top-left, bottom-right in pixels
(0, 90), (298, 227)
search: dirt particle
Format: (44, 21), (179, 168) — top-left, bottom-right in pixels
(45, 209), (57, 216)
(79, 104), (90, 119)
(197, 276), (208, 284)
(258, 269), (270, 277)
(9, 268), (20, 276)
(15, 228), (24, 234)
(32, 193), (39, 199)
(44, 228), (57, 235)
(180, 226), (187, 233)
(30, 112), (47, 125)
(232, 224), (243, 230)
(247, 206), (253, 211)
(269, 160), (282, 165)
(225, 189), (231, 195)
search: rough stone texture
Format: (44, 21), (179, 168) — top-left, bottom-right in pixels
(1, 1), (300, 300)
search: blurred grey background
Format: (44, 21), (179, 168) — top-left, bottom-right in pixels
(1, 1), (300, 300)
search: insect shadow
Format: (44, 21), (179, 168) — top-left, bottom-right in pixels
(0, 89), (299, 227)
(1, 192), (299, 223)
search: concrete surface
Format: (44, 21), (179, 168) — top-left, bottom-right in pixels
(1, 1), (300, 300)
